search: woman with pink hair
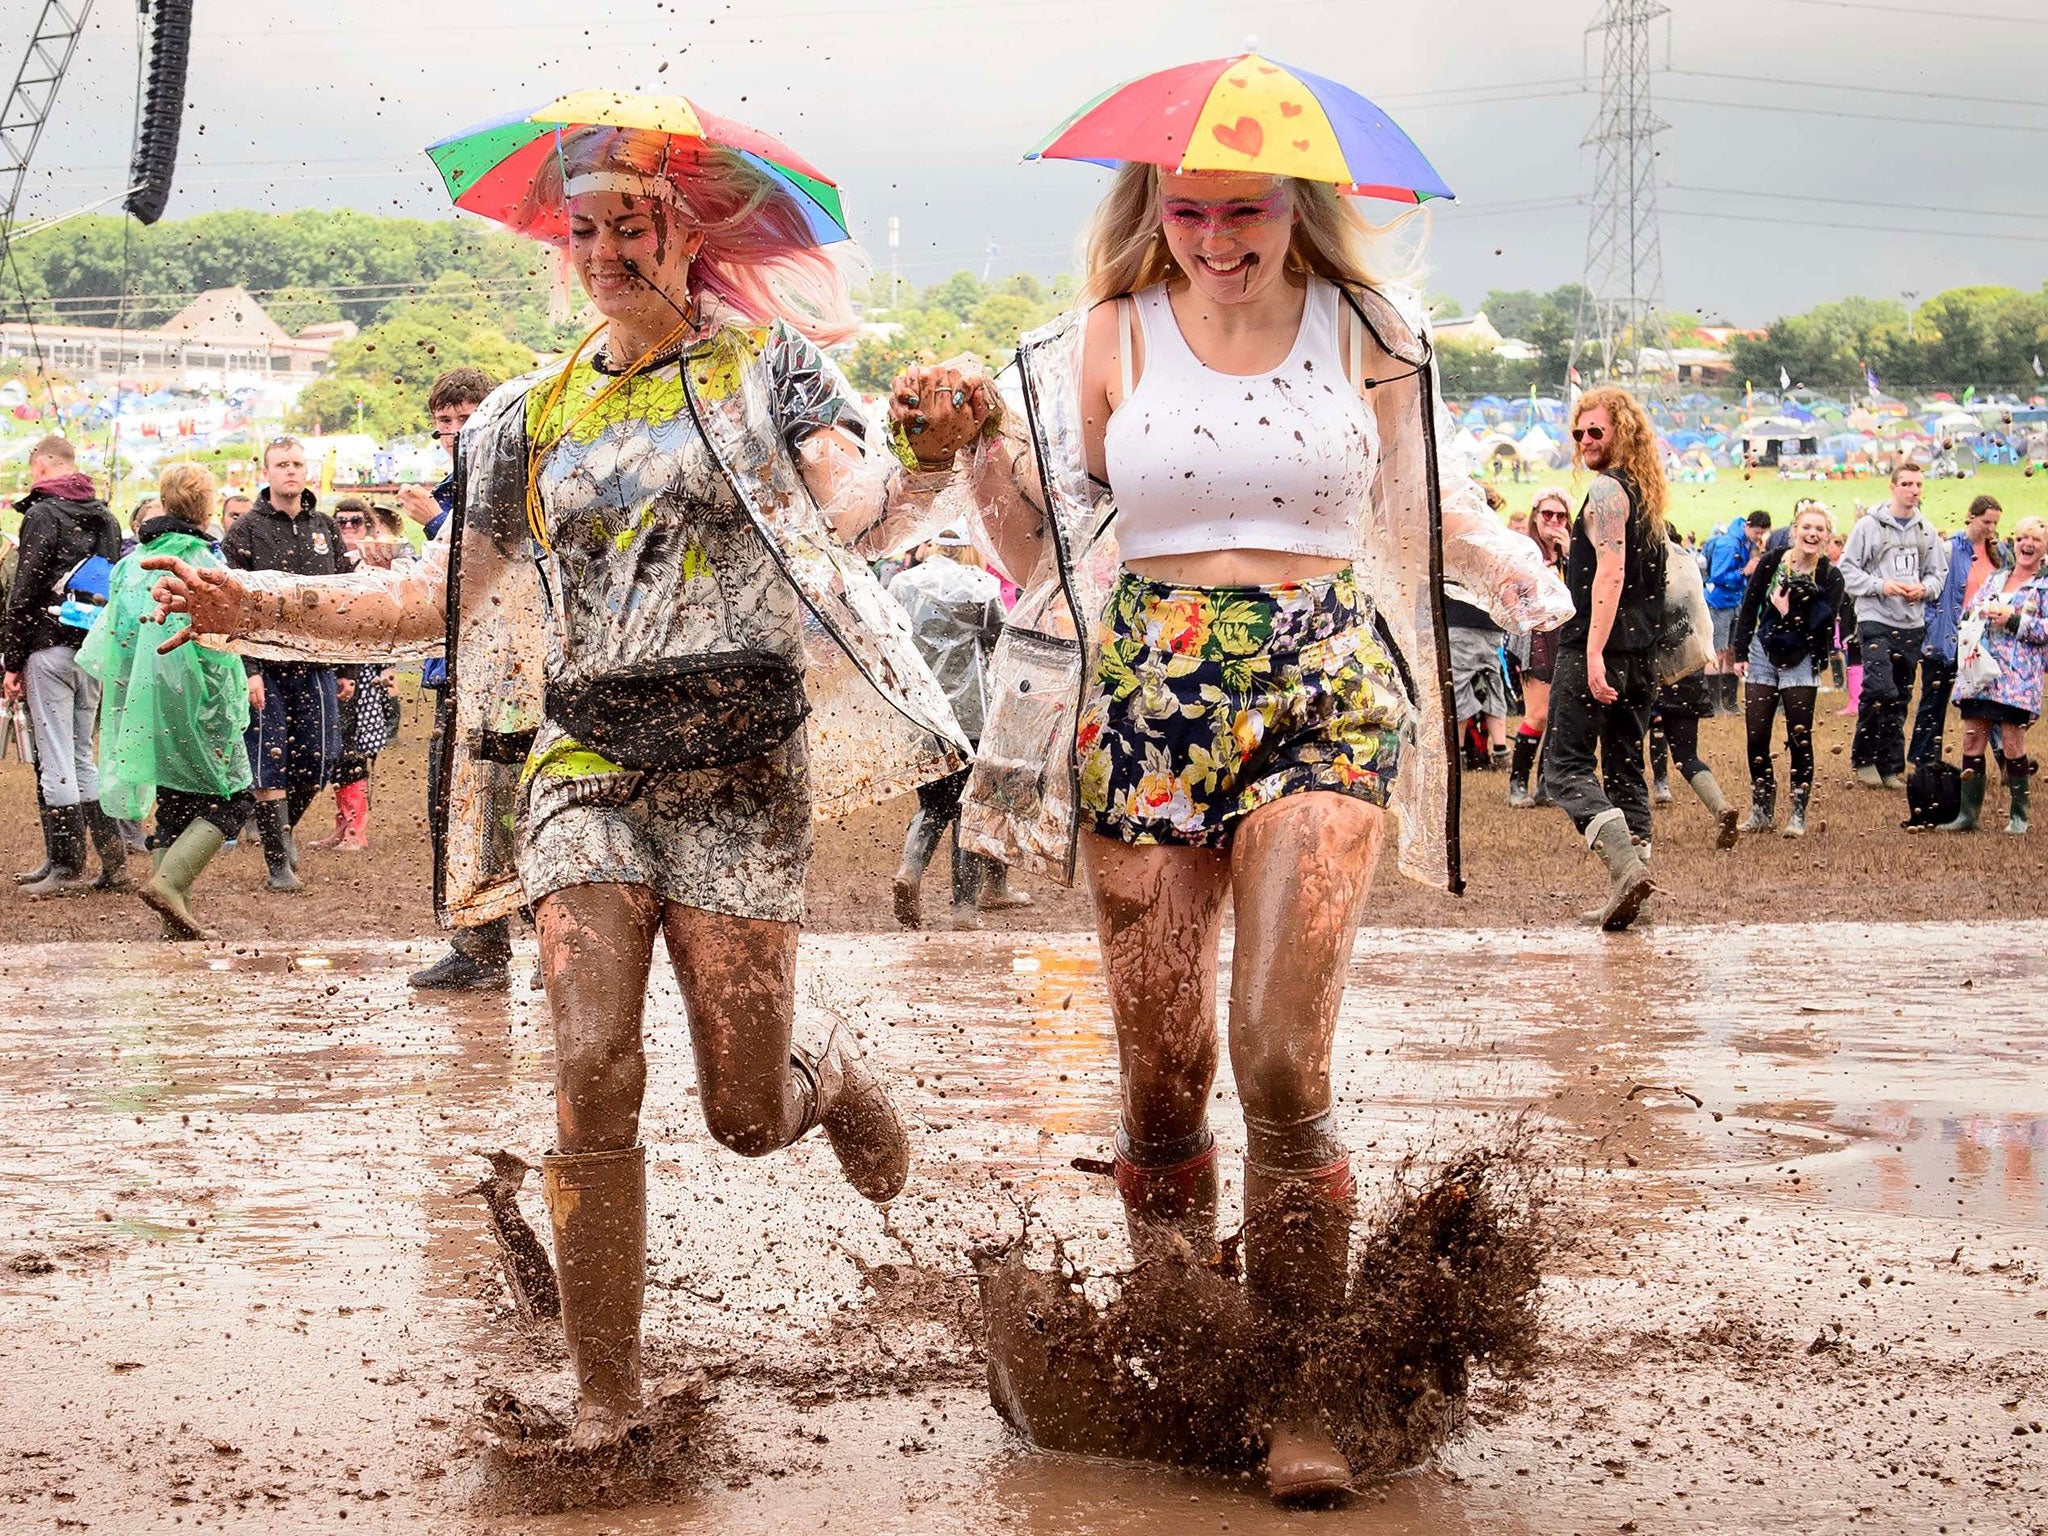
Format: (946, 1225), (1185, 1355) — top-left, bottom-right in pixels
(146, 123), (976, 1449)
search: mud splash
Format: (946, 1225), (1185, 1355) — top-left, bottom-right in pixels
(978, 1143), (1547, 1484)
(474, 1374), (716, 1515)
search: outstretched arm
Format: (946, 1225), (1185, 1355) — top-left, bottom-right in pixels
(143, 540), (449, 661)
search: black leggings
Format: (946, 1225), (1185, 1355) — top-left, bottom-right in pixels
(1746, 685), (1818, 788)
(1651, 711), (1709, 781)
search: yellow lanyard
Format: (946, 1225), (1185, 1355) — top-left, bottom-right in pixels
(524, 314), (697, 550)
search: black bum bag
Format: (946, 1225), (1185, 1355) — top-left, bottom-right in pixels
(540, 651), (811, 772)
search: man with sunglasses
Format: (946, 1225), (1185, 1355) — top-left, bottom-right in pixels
(1542, 388), (1669, 932)
(396, 368), (512, 992)
(221, 437), (348, 892)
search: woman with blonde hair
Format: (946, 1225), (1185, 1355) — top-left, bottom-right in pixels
(894, 151), (1567, 1499)
(146, 117), (977, 1448)
(77, 462), (253, 938)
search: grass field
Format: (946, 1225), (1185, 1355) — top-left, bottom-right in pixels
(1506, 461), (2045, 541)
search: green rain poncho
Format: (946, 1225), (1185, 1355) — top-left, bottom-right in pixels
(77, 526), (251, 818)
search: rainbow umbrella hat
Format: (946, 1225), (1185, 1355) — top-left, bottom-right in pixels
(1028, 52), (1453, 205)
(426, 89), (850, 245)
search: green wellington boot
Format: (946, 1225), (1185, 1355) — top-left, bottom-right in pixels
(137, 820), (228, 941)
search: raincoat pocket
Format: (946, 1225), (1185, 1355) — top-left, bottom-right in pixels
(961, 627), (1083, 874)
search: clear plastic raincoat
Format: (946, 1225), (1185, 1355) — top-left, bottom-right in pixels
(77, 526), (253, 818)
(207, 318), (970, 926)
(950, 283), (1573, 893)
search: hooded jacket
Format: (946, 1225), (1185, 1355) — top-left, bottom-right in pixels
(949, 283), (1573, 894)
(76, 516), (252, 814)
(1839, 504), (1949, 630)
(3, 474), (121, 671)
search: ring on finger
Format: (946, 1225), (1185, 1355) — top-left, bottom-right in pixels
(902, 393), (920, 409)
(951, 389), (968, 409)
(909, 414), (929, 435)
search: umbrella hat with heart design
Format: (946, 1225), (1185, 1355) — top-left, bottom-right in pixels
(1028, 53), (1454, 204)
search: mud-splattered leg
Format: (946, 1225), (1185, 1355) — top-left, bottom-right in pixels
(1228, 791), (1385, 1504)
(1081, 834), (1231, 1260)
(664, 903), (911, 1201)
(533, 882), (662, 1449)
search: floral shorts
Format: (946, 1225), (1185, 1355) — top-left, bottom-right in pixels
(1078, 567), (1405, 849)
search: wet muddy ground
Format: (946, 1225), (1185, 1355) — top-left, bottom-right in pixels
(2, 922), (2043, 1532)
(4, 699), (2044, 945)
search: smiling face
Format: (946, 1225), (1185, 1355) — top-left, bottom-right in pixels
(567, 190), (705, 329)
(2013, 518), (2046, 569)
(1157, 172), (1296, 306)
(1793, 508), (1832, 554)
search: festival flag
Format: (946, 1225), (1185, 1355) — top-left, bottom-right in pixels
(1745, 379), (1754, 412)
(1779, 366), (1792, 391)
(1865, 363), (1881, 401)
(2034, 355), (2044, 378)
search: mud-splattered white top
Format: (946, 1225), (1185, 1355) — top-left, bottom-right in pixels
(1103, 275), (1378, 562)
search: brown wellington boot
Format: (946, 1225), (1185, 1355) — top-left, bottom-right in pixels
(541, 1145), (647, 1451)
(1113, 1131), (1220, 1267)
(1244, 1156), (1356, 1506)
(795, 1025), (910, 1203)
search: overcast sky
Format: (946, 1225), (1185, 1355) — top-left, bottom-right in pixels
(17, 0), (2048, 323)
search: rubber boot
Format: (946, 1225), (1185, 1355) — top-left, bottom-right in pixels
(976, 855), (1033, 913)
(1839, 664), (1862, 716)
(21, 806), (93, 898)
(84, 804), (135, 892)
(138, 819), (227, 941)
(1113, 1130), (1220, 1266)
(1686, 768), (1740, 850)
(1940, 759), (1985, 833)
(1648, 730), (1672, 804)
(1782, 783), (1811, 838)
(1741, 775), (1777, 834)
(1244, 1156), (1355, 1505)
(793, 1024), (910, 1203)
(333, 780), (369, 852)
(1506, 732), (1538, 808)
(542, 1145), (647, 1452)
(891, 803), (944, 930)
(253, 799), (302, 892)
(306, 789), (352, 852)
(14, 806), (60, 885)
(2003, 756), (2030, 836)
(1587, 808), (1652, 932)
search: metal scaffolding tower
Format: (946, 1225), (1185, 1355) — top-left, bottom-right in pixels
(1, 1), (98, 233)
(1569, 0), (1671, 387)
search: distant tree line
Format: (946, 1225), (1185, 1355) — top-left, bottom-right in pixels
(1729, 285), (2048, 393)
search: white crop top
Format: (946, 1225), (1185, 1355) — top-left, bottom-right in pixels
(1102, 276), (1378, 562)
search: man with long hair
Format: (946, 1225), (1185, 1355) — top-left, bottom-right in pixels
(1541, 386), (1669, 931)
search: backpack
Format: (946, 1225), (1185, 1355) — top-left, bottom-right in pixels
(53, 554), (114, 631)
(1904, 760), (1961, 830)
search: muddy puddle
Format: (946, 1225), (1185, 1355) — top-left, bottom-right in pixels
(1, 922), (2044, 1532)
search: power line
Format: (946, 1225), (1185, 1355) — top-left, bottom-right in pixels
(1667, 183), (2048, 224)
(1660, 92), (2048, 136)
(1665, 67), (2048, 112)
(1778, 0), (2048, 23)
(1662, 207), (2048, 245)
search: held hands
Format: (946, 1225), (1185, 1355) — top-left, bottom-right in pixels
(888, 358), (998, 468)
(140, 555), (252, 655)
(336, 677), (357, 703)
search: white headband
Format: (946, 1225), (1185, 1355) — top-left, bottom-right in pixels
(563, 171), (689, 210)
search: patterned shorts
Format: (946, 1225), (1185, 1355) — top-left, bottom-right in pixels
(1078, 567), (1405, 849)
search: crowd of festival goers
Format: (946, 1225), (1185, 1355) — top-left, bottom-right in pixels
(6, 374), (2045, 956)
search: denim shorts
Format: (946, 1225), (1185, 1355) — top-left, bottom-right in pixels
(1745, 636), (1817, 689)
